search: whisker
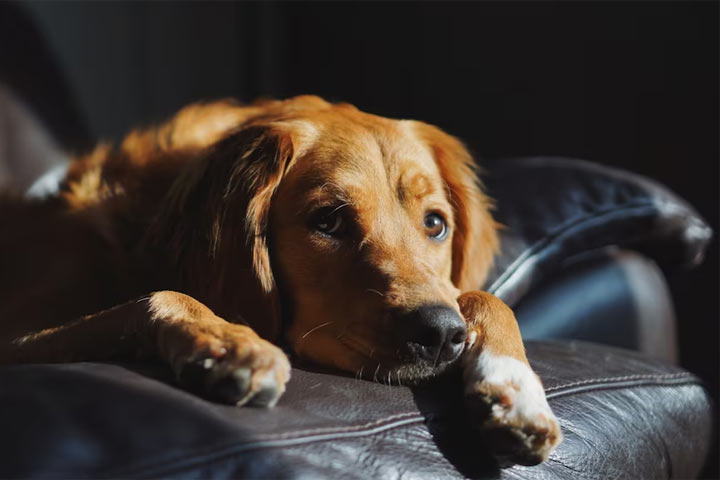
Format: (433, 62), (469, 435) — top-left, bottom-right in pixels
(329, 203), (351, 215)
(366, 288), (385, 297)
(301, 321), (335, 339)
(441, 178), (459, 209)
(336, 320), (356, 340)
(373, 363), (382, 383)
(318, 182), (354, 206)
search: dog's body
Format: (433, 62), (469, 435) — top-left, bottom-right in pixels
(0, 96), (560, 465)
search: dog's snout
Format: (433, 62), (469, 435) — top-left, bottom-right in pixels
(396, 305), (466, 365)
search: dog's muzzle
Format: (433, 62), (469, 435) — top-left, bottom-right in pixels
(392, 304), (467, 367)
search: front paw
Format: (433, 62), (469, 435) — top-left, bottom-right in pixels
(463, 349), (562, 466)
(167, 322), (291, 408)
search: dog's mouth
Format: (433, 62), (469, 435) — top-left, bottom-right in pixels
(337, 334), (463, 385)
(287, 306), (468, 385)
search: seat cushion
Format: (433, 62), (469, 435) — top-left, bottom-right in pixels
(0, 340), (711, 478)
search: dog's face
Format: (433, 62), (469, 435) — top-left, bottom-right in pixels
(167, 96), (497, 383)
(253, 99), (496, 383)
(271, 109), (464, 381)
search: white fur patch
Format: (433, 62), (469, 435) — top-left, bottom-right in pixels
(464, 349), (554, 428)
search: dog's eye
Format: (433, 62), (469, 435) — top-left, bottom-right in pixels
(311, 207), (346, 236)
(424, 212), (448, 241)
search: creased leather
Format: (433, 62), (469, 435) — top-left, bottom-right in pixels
(0, 341), (711, 479)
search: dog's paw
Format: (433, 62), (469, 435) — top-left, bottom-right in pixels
(170, 322), (291, 407)
(463, 349), (562, 466)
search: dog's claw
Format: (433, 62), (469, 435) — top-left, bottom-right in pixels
(179, 354), (289, 407)
(468, 399), (561, 466)
(170, 322), (291, 408)
(463, 349), (562, 466)
(246, 372), (283, 407)
(178, 357), (217, 392)
(209, 367), (253, 405)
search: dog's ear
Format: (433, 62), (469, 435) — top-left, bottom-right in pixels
(148, 123), (298, 340)
(412, 122), (499, 292)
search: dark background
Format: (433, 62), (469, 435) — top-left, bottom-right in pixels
(7, 1), (719, 476)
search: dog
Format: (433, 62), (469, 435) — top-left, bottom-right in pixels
(0, 95), (561, 465)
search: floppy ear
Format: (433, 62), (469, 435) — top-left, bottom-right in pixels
(412, 122), (499, 292)
(147, 123), (296, 340)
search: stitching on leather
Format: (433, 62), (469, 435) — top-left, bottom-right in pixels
(249, 411), (423, 441)
(110, 411), (425, 476)
(113, 376), (701, 477)
(544, 372), (690, 393)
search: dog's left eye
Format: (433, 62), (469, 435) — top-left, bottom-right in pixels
(424, 212), (449, 241)
(311, 207), (346, 236)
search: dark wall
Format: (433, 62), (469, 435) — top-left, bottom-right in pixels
(24, 1), (247, 144)
(19, 1), (719, 474)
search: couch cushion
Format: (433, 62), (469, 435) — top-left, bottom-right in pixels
(0, 340), (710, 479)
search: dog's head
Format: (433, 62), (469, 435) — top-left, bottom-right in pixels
(160, 96), (498, 383)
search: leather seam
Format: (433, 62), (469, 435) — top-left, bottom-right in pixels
(544, 372), (690, 393)
(110, 376), (702, 477)
(247, 411), (422, 440)
(108, 412), (426, 477)
(545, 376), (699, 401)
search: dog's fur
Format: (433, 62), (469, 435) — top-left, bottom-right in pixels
(0, 96), (560, 465)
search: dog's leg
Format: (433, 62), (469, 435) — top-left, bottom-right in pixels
(458, 291), (562, 466)
(0, 291), (290, 407)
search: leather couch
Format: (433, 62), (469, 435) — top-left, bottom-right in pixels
(0, 5), (714, 477)
(0, 146), (713, 477)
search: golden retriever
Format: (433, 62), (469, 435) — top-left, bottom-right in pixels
(0, 95), (560, 465)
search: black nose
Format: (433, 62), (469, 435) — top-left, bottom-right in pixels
(396, 304), (467, 365)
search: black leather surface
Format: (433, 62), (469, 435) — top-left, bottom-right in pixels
(516, 248), (678, 362)
(0, 341), (710, 479)
(483, 157), (712, 307)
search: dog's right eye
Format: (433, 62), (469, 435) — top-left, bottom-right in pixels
(310, 206), (346, 236)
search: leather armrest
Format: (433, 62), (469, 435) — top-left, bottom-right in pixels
(516, 248), (678, 362)
(483, 157), (712, 307)
(0, 341), (711, 478)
